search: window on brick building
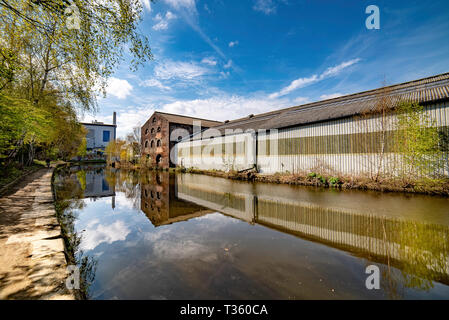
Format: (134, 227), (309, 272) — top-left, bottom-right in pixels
(151, 140), (154, 148)
(157, 127), (161, 132)
(157, 140), (161, 147)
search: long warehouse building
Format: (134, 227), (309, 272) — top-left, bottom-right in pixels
(175, 73), (449, 178)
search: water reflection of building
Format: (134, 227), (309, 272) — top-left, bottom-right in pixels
(140, 172), (211, 226)
(85, 171), (115, 198)
(175, 174), (449, 285)
(70, 165), (116, 208)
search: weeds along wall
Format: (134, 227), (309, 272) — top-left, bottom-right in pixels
(175, 101), (449, 178)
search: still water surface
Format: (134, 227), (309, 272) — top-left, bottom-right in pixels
(53, 164), (449, 299)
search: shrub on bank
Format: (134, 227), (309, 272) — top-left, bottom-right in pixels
(175, 167), (449, 196)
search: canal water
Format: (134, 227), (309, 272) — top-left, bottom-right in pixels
(53, 164), (449, 299)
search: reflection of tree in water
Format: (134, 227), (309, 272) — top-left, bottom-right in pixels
(371, 217), (449, 299)
(209, 192), (449, 298)
(105, 168), (141, 209)
(53, 166), (97, 299)
(56, 165), (449, 298)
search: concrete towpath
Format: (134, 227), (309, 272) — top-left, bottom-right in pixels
(0, 167), (75, 300)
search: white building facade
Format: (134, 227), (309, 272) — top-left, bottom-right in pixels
(175, 73), (449, 178)
(82, 112), (117, 151)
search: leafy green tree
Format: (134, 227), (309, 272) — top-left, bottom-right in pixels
(77, 137), (87, 157)
(0, 93), (53, 166)
(0, 0), (153, 167)
(105, 138), (126, 162)
(396, 102), (442, 180)
(0, 0), (153, 110)
(0, 47), (20, 91)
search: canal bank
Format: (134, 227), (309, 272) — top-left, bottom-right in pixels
(167, 167), (449, 196)
(107, 164), (449, 196)
(0, 167), (74, 300)
(53, 165), (449, 299)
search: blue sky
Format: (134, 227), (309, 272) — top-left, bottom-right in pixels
(81, 0), (449, 137)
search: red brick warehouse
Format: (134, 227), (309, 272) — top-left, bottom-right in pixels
(141, 111), (222, 168)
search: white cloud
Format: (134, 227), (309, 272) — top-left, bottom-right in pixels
(106, 77), (133, 99)
(269, 75), (318, 99)
(115, 107), (154, 137)
(153, 20), (169, 31)
(163, 0), (196, 11)
(253, 0), (277, 15)
(219, 71), (230, 79)
(153, 239), (216, 261)
(144, 228), (171, 242)
(114, 193), (135, 210)
(269, 58), (361, 99)
(321, 58), (361, 77)
(141, 0), (151, 12)
(154, 60), (210, 81)
(228, 40), (239, 47)
(165, 11), (176, 19)
(160, 94), (293, 121)
(224, 60), (232, 69)
(81, 220), (130, 251)
(153, 11), (177, 31)
(293, 96), (310, 105)
(83, 107), (153, 138)
(201, 57), (217, 66)
(320, 93), (345, 100)
(140, 79), (172, 90)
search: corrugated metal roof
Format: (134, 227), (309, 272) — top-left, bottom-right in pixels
(211, 72), (449, 133)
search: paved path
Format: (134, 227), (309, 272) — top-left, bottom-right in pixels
(0, 168), (74, 300)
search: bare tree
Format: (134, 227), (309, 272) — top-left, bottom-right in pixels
(125, 126), (141, 159)
(356, 83), (396, 181)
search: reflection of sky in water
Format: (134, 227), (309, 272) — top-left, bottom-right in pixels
(56, 166), (449, 299)
(71, 192), (449, 300)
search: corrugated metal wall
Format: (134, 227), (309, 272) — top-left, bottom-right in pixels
(175, 101), (449, 177)
(176, 132), (256, 171)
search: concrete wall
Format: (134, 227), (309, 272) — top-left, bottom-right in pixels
(84, 124), (116, 150)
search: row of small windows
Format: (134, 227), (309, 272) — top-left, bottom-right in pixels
(145, 126), (161, 135)
(145, 139), (162, 148)
(144, 189), (161, 200)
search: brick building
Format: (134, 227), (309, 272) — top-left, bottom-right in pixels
(140, 171), (212, 226)
(141, 111), (221, 168)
